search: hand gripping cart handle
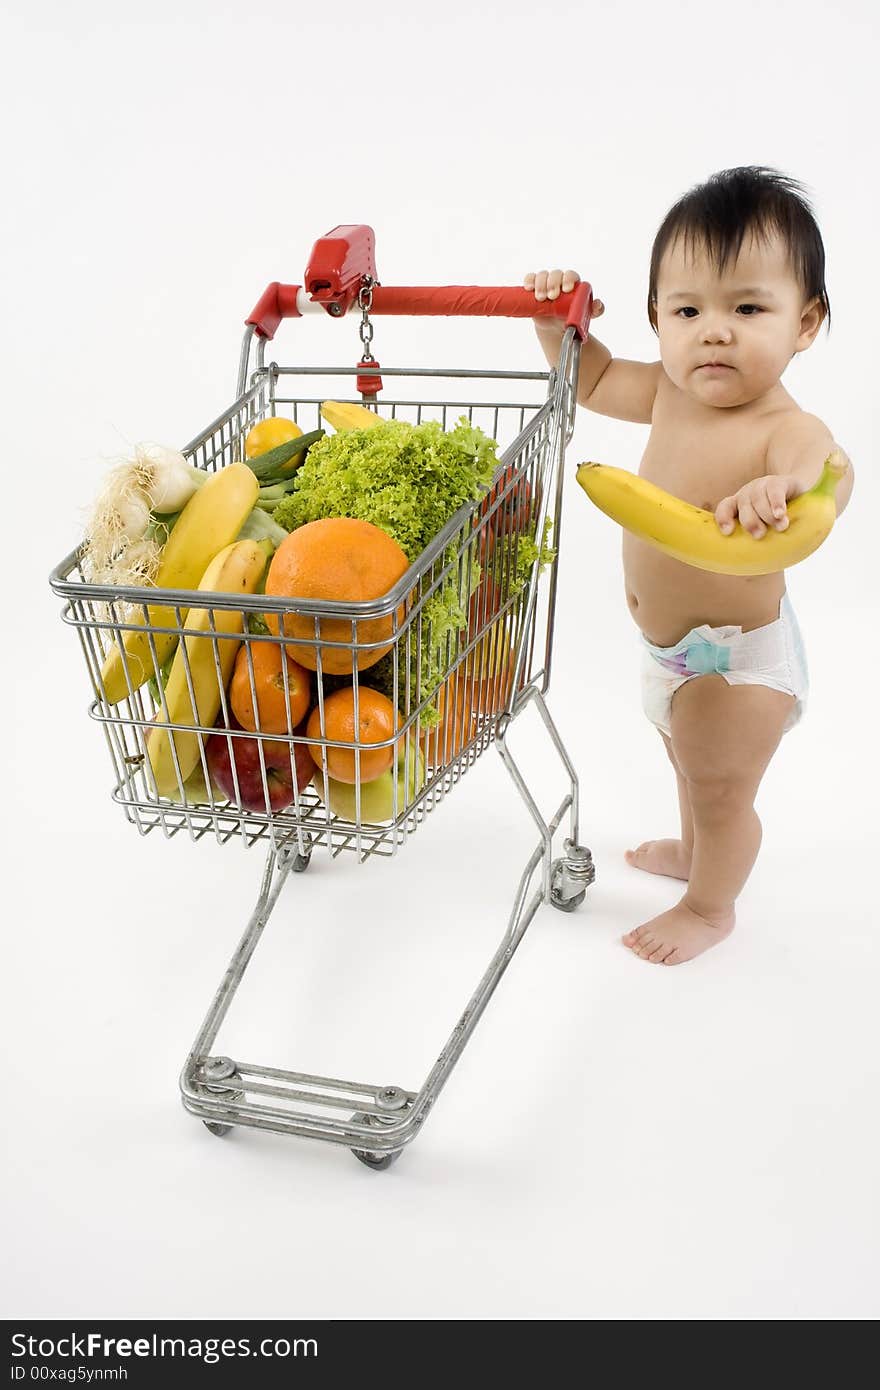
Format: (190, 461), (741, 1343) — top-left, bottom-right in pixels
(50, 224), (597, 1169)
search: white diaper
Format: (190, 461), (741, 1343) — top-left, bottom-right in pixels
(640, 591), (809, 738)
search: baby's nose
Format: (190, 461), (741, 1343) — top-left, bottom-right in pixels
(701, 318), (733, 343)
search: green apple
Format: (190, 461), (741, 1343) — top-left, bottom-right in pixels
(171, 759), (227, 806)
(320, 742), (426, 823)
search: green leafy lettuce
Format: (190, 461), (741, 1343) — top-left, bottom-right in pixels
(272, 416), (497, 552)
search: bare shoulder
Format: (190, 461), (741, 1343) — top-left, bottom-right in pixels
(765, 408), (843, 473)
(764, 408), (854, 514)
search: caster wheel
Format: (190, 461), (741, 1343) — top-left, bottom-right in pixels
(204, 1121), (233, 1138)
(350, 1111), (402, 1170)
(549, 844), (595, 913)
(292, 853), (311, 873)
(351, 1147), (400, 1171)
(551, 888), (585, 913)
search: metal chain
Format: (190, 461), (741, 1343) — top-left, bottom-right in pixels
(358, 275), (375, 361)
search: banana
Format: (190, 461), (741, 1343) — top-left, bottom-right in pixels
(145, 539), (267, 799)
(99, 463), (259, 703)
(320, 400), (383, 432)
(575, 451), (847, 576)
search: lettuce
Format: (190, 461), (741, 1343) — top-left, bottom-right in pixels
(272, 416), (497, 555)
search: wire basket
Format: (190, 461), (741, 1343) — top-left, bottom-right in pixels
(51, 357), (577, 862)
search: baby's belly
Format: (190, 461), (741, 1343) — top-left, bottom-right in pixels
(623, 534), (786, 646)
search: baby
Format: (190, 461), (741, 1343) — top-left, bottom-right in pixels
(526, 165), (854, 966)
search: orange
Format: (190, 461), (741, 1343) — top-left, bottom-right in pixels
(307, 686), (398, 784)
(264, 517), (410, 675)
(419, 677), (478, 767)
(229, 642), (311, 734)
(245, 417), (303, 459)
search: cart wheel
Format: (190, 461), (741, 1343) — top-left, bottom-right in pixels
(351, 1147), (400, 1171)
(552, 888), (586, 913)
(549, 843), (595, 913)
(203, 1120), (233, 1138)
(291, 852), (311, 874)
(349, 1111), (403, 1171)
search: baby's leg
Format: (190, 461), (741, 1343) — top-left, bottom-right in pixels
(623, 676), (794, 965)
(625, 731), (694, 879)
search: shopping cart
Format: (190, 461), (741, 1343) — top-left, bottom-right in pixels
(49, 226), (596, 1168)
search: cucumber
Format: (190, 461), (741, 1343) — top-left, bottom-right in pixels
(147, 650), (176, 706)
(245, 428), (325, 482)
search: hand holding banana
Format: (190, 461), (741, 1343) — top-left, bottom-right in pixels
(715, 472), (821, 539)
(575, 451), (847, 576)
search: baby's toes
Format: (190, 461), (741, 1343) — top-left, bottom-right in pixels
(647, 940), (674, 963)
(623, 925), (654, 953)
(635, 935), (659, 959)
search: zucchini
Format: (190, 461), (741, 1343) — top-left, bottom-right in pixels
(244, 428), (325, 482)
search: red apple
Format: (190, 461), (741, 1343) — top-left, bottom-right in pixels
(206, 715), (313, 813)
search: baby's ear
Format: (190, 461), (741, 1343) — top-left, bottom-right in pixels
(799, 296), (826, 340)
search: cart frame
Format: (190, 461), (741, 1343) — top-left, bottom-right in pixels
(50, 230), (596, 1166)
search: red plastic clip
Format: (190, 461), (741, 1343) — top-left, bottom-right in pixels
(357, 356), (383, 397)
(304, 225), (378, 317)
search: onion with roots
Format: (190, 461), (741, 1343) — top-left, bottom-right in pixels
(82, 463), (152, 578)
(81, 443), (202, 595)
(83, 530), (165, 622)
(132, 442), (204, 513)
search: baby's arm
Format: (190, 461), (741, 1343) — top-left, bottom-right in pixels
(714, 414), (855, 538)
(525, 270), (662, 425)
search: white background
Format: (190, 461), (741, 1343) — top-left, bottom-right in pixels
(5, 0), (878, 1322)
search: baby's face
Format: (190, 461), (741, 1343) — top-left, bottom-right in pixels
(653, 230), (821, 408)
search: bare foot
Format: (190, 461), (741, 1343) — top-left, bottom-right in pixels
(621, 898), (735, 965)
(624, 838), (692, 881)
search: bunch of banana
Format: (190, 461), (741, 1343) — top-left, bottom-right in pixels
(99, 462), (259, 704)
(575, 451), (847, 576)
(145, 539), (268, 798)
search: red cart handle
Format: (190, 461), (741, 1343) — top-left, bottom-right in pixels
(246, 283), (303, 340)
(246, 281), (595, 342)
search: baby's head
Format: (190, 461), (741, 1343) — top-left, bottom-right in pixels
(647, 166), (830, 407)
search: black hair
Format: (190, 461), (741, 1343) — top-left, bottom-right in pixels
(647, 166), (830, 335)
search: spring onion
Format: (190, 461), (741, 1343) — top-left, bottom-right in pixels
(81, 442), (207, 592)
(132, 442), (205, 512)
(82, 463), (152, 580)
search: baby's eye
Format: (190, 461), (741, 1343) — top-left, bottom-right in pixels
(675, 307), (699, 318)
(737, 304), (763, 315)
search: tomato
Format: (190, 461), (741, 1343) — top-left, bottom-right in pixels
(467, 570), (503, 636)
(479, 465), (532, 538)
